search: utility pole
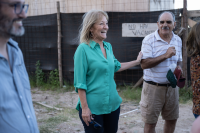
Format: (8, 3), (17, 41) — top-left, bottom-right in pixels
(182, 0), (188, 88)
(57, 1), (63, 88)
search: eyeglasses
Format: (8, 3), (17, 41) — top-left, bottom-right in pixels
(0, 2), (29, 15)
(89, 120), (102, 129)
(159, 21), (172, 24)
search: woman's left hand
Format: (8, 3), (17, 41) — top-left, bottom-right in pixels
(136, 51), (143, 64)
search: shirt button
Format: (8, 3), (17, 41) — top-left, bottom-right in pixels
(27, 115), (30, 119)
(20, 96), (22, 99)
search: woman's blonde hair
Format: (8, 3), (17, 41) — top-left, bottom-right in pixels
(78, 9), (108, 45)
(186, 22), (200, 57)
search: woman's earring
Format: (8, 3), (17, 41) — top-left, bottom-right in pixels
(90, 32), (94, 38)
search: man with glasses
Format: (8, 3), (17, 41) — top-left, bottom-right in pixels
(0, 0), (39, 133)
(140, 11), (183, 133)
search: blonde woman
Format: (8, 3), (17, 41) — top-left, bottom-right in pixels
(74, 9), (142, 133)
(187, 22), (200, 119)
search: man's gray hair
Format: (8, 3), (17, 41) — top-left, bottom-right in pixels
(158, 11), (176, 22)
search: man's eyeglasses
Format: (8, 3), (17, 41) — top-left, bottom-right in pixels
(159, 21), (172, 24)
(89, 120), (102, 129)
(0, 2), (29, 15)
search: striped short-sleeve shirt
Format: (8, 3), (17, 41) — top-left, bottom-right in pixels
(141, 30), (182, 84)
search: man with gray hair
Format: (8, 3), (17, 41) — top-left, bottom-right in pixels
(0, 0), (39, 132)
(140, 11), (183, 133)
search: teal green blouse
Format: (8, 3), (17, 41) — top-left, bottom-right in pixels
(74, 40), (122, 115)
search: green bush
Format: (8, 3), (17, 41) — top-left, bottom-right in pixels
(49, 69), (60, 87)
(31, 60), (62, 90)
(179, 87), (193, 103)
(29, 74), (36, 88)
(35, 60), (44, 86)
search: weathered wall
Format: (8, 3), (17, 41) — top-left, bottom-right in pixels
(26, 0), (175, 16)
(150, 0), (174, 11)
(26, 0), (150, 16)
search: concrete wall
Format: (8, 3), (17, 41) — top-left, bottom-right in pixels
(149, 0), (174, 11)
(26, 0), (149, 16)
(26, 0), (174, 16)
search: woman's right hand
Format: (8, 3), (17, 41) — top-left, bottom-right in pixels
(82, 107), (93, 126)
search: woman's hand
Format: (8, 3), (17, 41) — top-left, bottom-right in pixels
(117, 51), (143, 72)
(82, 107), (93, 126)
(136, 51), (143, 64)
(78, 89), (93, 126)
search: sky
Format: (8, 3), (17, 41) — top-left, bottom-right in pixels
(175, 0), (200, 10)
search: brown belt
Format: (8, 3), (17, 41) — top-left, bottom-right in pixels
(144, 80), (171, 87)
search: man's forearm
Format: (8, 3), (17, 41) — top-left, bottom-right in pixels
(141, 46), (176, 69)
(141, 54), (167, 69)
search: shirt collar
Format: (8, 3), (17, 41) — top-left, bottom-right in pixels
(155, 29), (176, 41)
(89, 40), (97, 49)
(90, 40), (109, 50)
(0, 38), (18, 59)
(7, 38), (19, 50)
(103, 41), (109, 50)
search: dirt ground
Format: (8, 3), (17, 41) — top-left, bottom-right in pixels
(31, 88), (195, 133)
